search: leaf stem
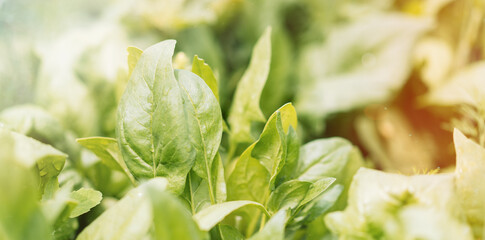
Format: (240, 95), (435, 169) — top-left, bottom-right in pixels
(245, 211), (262, 237)
(188, 172), (196, 215)
(259, 214), (267, 231)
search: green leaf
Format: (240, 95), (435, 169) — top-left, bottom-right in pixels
(294, 138), (364, 217)
(267, 178), (335, 214)
(226, 103), (297, 234)
(228, 27), (272, 144)
(0, 128), (66, 198)
(69, 188), (102, 218)
(185, 171), (211, 214)
(252, 103), (297, 187)
(267, 180), (312, 214)
(192, 55), (219, 101)
(193, 200), (270, 231)
(275, 127), (300, 185)
(0, 104), (75, 156)
(226, 144), (270, 234)
(183, 155), (225, 214)
(292, 138), (364, 233)
(53, 218), (78, 240)
(127, 46), (143, 77)
(295, 184), (344, 225)
(227, 145), (270, 203)
(248, 210), (288, 240)
(0, 131), (51, 240)
(454, 128), (485, 237)
(175, 69), (223, 181)
(148, 189), (205, 240)
(300, 178), (336, 206)
(214, 225), (245, 240)
(77, 137), (136, 185)
(41, 182), (79, 238)
(296, 138), (363, 188)
(116, 40), (222, 194)
(77, 178), (168, 240)
(212, 153), (226, 203)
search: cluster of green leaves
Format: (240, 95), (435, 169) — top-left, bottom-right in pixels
(75, 29), (364, 239)
(2, 0), (485, 239)
(0, 29), (364, 240)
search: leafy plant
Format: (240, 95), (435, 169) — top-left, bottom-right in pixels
(2, 0), (485, 239)
(71, 29), (359, 239)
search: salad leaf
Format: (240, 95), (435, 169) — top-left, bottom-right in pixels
(294, 137), (364, 210)
(194, 200), (270, 231)
(228, 27), (272, 145)
(252, 103), (297, 186)
(0, 130), (51, 240)
(227, 144), (269, 203)
(192, 55), (219, 102)
(0, 128), (66, 198)
(69, 188), (102, 218)
(0, 105), (71, 151)
(248, 209), (288, 240)
(214, 225), (245, 240)
(116, 40), (222, 194)
(226, 104), (297, 232)
(76, 137), (136, 185)
(127, 46), (143, 77)
(149, 188), (206, 240)
(77, 178), (168, 240)
(267, 178), (334, 214)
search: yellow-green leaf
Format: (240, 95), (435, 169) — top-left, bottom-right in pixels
(192, 55), (219, 101)
(228, 27), (272, 144)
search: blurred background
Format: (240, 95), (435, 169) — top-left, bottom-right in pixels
(1, 0), (484, 175)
